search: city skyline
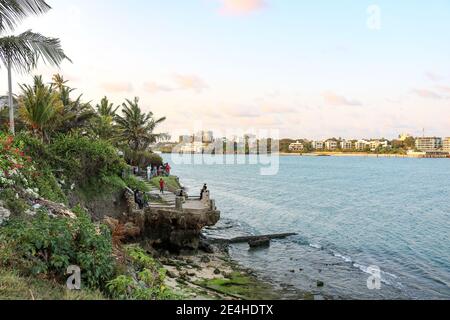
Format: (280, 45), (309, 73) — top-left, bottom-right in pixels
(1, 0), (450, 139)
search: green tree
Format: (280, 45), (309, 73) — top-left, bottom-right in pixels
(91, 97), (120, 141)
(18, 75), (62, 141)
(50, 74), (95, 135)
(0, 0), (68, 135)
(115, 97), (166, 153)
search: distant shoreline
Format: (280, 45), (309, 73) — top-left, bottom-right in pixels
(277, 152), (449, 158)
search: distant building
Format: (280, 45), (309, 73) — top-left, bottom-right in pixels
(355, 140), (370, 150)
(443, 137), (450, 153)
(325, 140), (338, 150)
(288, 141), (304, 152)
(202, 131), (214, 143)
(312, 141), (324, 150)
(370, 140), (390, 151)
(314, 141), (324, 150)
(340, 140), (353, 150)
(415, 137), (443, 152)
(179, 135), (193, 144)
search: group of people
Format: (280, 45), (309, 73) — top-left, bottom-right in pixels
(147, 163), (171, 181)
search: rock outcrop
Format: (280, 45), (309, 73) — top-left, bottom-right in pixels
(121, 188), (220, 252)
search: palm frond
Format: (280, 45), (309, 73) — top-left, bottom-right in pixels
(0, 30), (70, 73)
(0, 0), (51, 32)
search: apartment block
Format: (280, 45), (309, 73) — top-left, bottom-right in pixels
(312, 141), (324, 150)
(415, 137), (443, 152)
(443, 137), (450, 153)
(325, 140), (338, 150)
(340, 140), (353, 150)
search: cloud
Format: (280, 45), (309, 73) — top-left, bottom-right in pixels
(322, 91), (362, 106)
(425, 72), (444, 82)
(143, 81), (173, 93)
(173, 74), (208, 92)
(218, 0), (266, 15)
(412, 88), (443, 100)
(101, 82), (133, 93)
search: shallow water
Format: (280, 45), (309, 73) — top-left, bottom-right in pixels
(165, 154), (450, 300)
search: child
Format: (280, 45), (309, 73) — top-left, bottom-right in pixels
(159, 178), (165, 194)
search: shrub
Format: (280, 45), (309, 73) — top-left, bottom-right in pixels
(0, 131), (35, 189)
(124, 149), (163, 168)
(123, 175), (150, 192)
(0, 207), (115, 289)
(106, 245), (176, 300)
(47, 134), (126, 187)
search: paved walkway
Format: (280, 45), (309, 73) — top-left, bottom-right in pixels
(137, 176), (210, 211)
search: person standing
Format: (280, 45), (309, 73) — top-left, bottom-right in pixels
(200, 184), (208, 200)
(159, 178), (165, 194)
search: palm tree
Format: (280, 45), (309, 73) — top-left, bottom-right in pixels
(18, 75), (62, 141)
(49, 74), (95, 135)
(0, 31), (69, 134)
(0, 0), (51, 32)
(115, 97), (166, 152)
(96, 96), (119, 118)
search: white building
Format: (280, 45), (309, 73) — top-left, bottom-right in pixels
(340, 140), (353, 150)
(288, 141), (304, 152)
(355, 140), (370, 150)
(312, 141), (324, 150)
(370, 140), (390, 151)
(415, 137), (443, 152)
(325, 140), (338, 150)
(443, 137), (450, 153)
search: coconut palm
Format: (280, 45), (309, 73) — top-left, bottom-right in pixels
(49, 74), (95, 135)
(96, 96), (119, 118)
(0, 30), (69, 134)
(115, 97), (166, 152)
(18, 75), (62, 141)
(0, 0), (51, 32)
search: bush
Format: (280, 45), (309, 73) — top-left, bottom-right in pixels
(0, 189), (29, 217)
(123, 175), (150, 192)
(47, 134), (126, 187)
(0, 207), (115, 289)
(106, 245), (176, 300)
(124, 149), (163, 168)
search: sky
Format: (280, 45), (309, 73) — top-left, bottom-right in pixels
(1, 0), (450, 140)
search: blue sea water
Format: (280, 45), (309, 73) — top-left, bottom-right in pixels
(165, 154), (450, 300)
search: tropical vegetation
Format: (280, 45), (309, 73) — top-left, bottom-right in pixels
(0, 1), (170, 301)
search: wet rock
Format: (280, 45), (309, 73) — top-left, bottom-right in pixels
(290, 270), (296, 273)
(317, 281), (325, 287)
(248, 237), (271, 249)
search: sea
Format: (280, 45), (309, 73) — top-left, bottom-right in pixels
(164, 154), (450, 300)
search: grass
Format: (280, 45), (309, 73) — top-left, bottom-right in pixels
(150, 176), (181, 193)
(196, 272), (278, 300)
(0, 269), (106, 300)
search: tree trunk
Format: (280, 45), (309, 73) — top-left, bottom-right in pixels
(7, 60), (15, 135)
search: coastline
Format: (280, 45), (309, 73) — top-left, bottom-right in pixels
(277, 152), (446, 158)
